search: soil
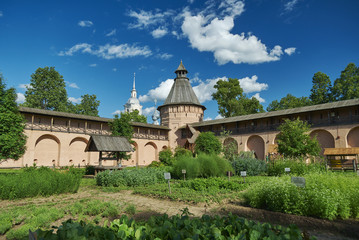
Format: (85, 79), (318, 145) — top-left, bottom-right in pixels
(2, 187), (359, 240)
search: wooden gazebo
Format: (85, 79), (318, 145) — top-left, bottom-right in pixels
(85, 135), (133, 173)
(324, 147), (359, 172)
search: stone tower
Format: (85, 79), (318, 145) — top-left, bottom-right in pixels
(124, 73), (143, 114)
(158, 61), (205, 148)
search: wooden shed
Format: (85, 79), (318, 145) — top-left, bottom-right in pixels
(324, 147), (359, 172)
(85, 135), (133, 172)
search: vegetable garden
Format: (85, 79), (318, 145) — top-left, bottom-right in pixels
(1, 154), (359, 239)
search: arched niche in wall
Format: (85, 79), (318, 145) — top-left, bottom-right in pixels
(69, 137), (88, 166)
(310, 129), (335, 155)
(129, 141), (138, 166)
(347, 127), (359, 147)
(223, 137), (238, 155)
(143, 142), (158, 165)
(246, 135), (265, 160)
(34, 134), (60, 166)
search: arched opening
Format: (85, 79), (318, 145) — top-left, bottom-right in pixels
(347, 127), (359, 147)
(247, 135), (265, 160)
(310, 130), (335, 155)
(223, 137), (238, 159)
(34, 134), (60, 166)
(143, 142), (157, 165)
(69, 137), (88, 167)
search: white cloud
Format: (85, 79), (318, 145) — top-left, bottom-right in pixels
(16, 93), (25, 103)
(78, 20), (93, 27)
(0, 11), (3, 17)
(215, 114), (224, 120)
(139, 79), (174, 102)
(58, 43), (92, 56)
(218, 0), (245, 17)
(188, 0), (195, 4)
(112, 68), (117, 72)
(106, 29), (116, 37)
(89, 63), (97, 67)
(112, 110), (123, 115)
(59, 43), (152, 59)
(284, 0), (299, 12)
(128, 10), (173, 29)
(193, 77), (222, 103)
(192, 75), (268, 103)
(151, 27), (168, 38)
(204, 117), (212, 121)
(156, 53), (173, 60)
(238, 75), (268, 93)
(68, 97), (82, 104)
(181, 4), (285, 65)
(284, 47), (296, 55)
(66, 81), (79, 89)
(251, 93), (265, 103)
(142, 106), (156, 116)
(19, 84), (30, 90)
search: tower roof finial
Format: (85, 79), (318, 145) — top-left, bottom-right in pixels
(133, 72), (136, 89)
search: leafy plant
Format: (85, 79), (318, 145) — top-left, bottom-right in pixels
(232, 155), (267, 176)
(159, 148), (174, 166)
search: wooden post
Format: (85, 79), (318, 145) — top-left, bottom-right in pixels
(99, 151), (103, 166)
(31, 114), (34, 129)
(51, 117), (53, 131)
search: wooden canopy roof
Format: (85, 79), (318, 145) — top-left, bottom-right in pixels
(85, 135), (133, 152)
(324, 148), (359, 156)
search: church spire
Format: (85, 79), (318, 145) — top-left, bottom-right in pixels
(131, 73), (137, 98)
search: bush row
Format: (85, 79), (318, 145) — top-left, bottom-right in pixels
(172, 154), (233, 179)
(34, 213), (306, 240)
(0, 167), (81, 200)
(95, 167), (167, 187)
(267, 159), (325, 176)
(244, 172), (359, 220)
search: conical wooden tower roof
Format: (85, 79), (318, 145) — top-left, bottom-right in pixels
(158, 61), (205, 110)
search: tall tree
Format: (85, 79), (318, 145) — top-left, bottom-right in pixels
(76, 94), (100, 117)
(276, 118), (320, 159)
(267, 94), (312, 112)
(332, 63), (359, 101)
(23, 67), (69, 111)
(0, 74), (27, 161)
(109, 110), (146, 160)
(212, 78), (264, 117)
(310, 72), (332, 104)
(195, 132), (222, 155)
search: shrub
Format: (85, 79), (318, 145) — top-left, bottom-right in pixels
(174, 146), (193, 158)
(0, 167), (81, 200)
(172, 154), (232, 179)
(96, 167), (166, 187)
(244, 172), (359, 220)
(267, 158), (325, 176)
(159, 148), (174, 166)
(232, 155), (267, 176)
(148, 161), (164, 167)
(172, 155), (200, 179)
(195, 132), (222, 155)
(197, 154), (233, 178)
(85, 165), (95, 175)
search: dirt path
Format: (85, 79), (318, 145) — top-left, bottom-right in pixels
(2, 188), (359, 240)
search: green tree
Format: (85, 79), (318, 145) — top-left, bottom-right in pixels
(23, 67), (69, 111)
(109, 110), (146, 160)
(267, 94), (312, 112)
(194, 132), (222, 155)
(276, 118), (320, 158)
(212, 78), (264, 117)
(76, 94), (100, 117)
(332, 63), (359, 101)
(159, 148), (174, 165)
(0, 74), (27, 161)
(310, 72), (332, 104)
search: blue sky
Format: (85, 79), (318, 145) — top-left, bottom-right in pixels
(1, 0), (358, 122)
